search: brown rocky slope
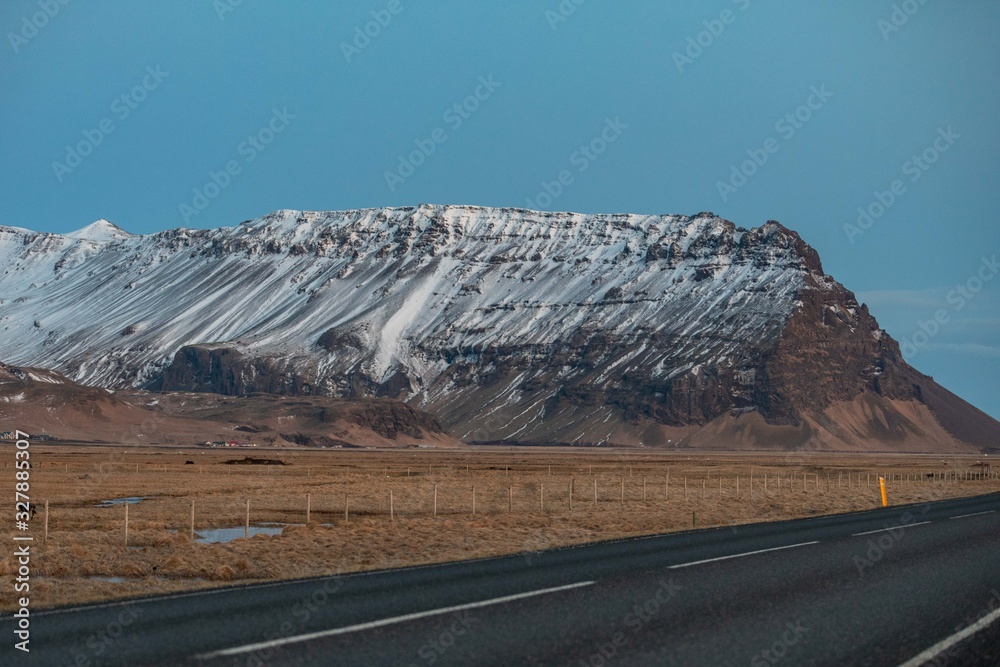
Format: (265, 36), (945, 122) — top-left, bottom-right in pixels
(0, 362), (461, 448)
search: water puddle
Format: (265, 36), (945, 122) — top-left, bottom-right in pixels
(194, 523), (287, 544)
(96, 496), (152, 508)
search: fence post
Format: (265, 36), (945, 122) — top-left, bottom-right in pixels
(642, 476), (647, 501)
(540, 483), (544, 512)
(190, 498), (195, 541)
(508, 485), (512, 513)
(472, 486), (476, 515)
(736, 476), (739, 497)
(568, 480), (572, 511)
(245, 499), (250, 539)
(684, 477), (688, 500)
(593, 478), (598, 507)
(620, 478), (625, 504)
(306, 493), (311, 525)
(44, 500), (49, 543)
(390, 490), (395, 522)
(124, 502), (129, 546)
(665, 472), (669, 499)
(433, 484), (438, 517)
(344, 494), (349, 522)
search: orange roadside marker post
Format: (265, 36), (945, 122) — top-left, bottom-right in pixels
(879, 476), (888, 507)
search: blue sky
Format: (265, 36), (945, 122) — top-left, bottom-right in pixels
(2, 1), (998, 418)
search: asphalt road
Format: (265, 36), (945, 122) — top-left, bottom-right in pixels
(6, 492), (1000, 666)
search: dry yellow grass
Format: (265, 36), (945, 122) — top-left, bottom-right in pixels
(1, 445), (997, 610)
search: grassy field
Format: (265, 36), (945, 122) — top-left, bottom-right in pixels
(2, 444), (997, 610)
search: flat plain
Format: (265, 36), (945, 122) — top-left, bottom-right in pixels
(3, 444), (997, 610)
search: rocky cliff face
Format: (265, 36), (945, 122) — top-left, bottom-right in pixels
(1, 206), (996, 450)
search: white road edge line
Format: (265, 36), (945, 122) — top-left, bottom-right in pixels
(666, 541), (819, 569)
(949, 510), (996, 520)
(896, 605), (1000, 667)
(852, 521), (931, 537)
(194, 580), (596, 660)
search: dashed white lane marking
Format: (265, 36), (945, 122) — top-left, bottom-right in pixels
(852, 521), (931, 537)
(896, 605), (1000, 667)
(195, 580), (596, 660)
(949, 510), (996, 520)
(667, 541), (820, 569)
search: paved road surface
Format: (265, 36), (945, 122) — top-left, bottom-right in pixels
(5, 492), (1000, 666)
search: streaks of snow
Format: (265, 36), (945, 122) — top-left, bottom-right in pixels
(0, 206), (818, 394)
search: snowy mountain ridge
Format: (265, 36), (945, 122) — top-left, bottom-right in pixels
(0, 205), (815, 388)
(5, 204), (988, 449)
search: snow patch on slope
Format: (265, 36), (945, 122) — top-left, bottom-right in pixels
(65, 220), (133, 243)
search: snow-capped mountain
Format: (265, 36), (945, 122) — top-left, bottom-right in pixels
(64, 219), (134, 243)
(1, 205), (996, 450)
